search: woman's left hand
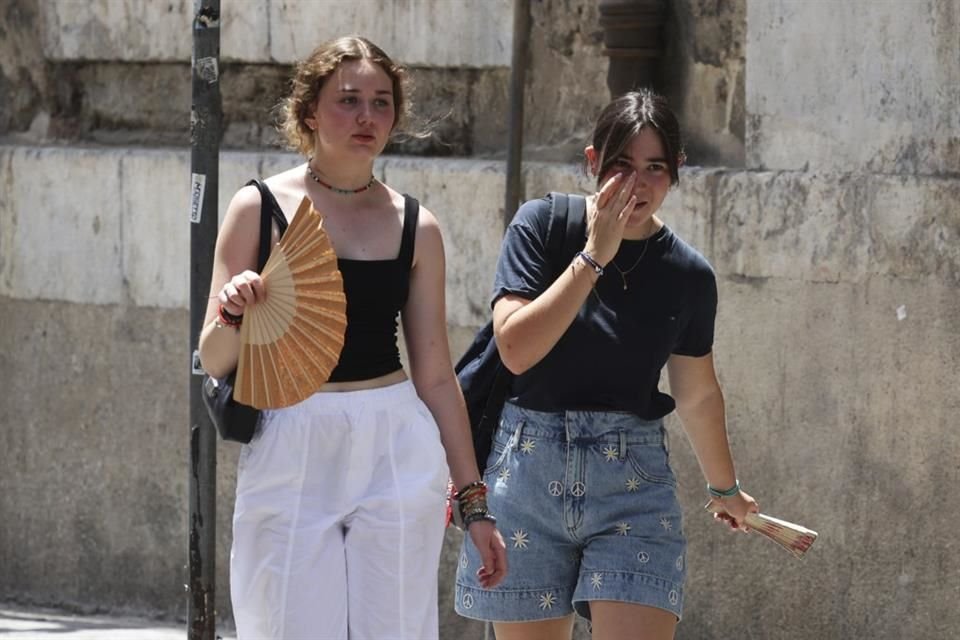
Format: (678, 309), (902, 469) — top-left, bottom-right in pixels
(467, 520), (508, 588)
(709, 490), (759, 533)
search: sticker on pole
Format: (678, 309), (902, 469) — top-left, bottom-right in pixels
(190, 173), (206, 224)
(196, 56), (219, 84)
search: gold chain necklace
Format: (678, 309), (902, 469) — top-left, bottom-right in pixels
(609, 239), (649, 291)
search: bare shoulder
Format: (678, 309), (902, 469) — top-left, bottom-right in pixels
(412, 202), (443, 257)
(415, 202), (440, 228)
(416, 204), (441, 233)
(223, 184), (262, 227)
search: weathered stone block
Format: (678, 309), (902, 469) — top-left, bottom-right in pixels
(41, 0), (270, 62)
(267, 0), (512, 67)
(41, 0), (511, 67)
(708, 171), (960, 286)
(746, 0), (960, 174)
(0, 146), (124, 305)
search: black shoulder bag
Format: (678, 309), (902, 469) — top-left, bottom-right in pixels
(455, 192), (587, 473)
(201, 180), (289, 443)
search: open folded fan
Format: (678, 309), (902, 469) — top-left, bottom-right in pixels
(234, 197), (347, 409)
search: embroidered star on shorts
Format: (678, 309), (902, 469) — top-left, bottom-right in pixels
(511, 529), (529, 549)
(520, 438), (536, 454)
(538, 592), (556, 610)
(591, 572), (603, 591)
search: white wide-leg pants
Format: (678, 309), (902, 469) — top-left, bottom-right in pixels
(230, 380), (450, 640)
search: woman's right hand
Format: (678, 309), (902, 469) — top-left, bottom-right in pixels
(709, 491), (759, 533)
(218, 270), (266, 316)
(583, 171), (638, 266)
(467, 520), (508, 589)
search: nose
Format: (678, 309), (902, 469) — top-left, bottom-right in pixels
(357, 101), (373, 124)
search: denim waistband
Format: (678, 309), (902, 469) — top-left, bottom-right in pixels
(500, 402), (665, 445)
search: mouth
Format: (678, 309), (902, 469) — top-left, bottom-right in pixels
(352, 133), (376, 143)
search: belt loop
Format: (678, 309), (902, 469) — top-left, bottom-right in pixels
(619, 429), (627, 460)
(513, 420), (525, 450)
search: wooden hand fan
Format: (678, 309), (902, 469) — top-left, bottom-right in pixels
(706, 502), (819, 558)
(234, 197), (346, 409)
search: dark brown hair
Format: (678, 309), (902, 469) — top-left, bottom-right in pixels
(590, 89), (684, 186)
(278, 36), (410, 156)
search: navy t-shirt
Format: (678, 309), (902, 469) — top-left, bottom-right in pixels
(492, 195), (717, 419)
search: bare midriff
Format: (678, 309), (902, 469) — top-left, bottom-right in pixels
(317, 368), (407, 392)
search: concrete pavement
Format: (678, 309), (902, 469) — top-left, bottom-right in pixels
(0, 605), (235, 640)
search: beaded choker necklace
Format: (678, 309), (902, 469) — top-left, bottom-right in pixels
(306, 160), (376, 195)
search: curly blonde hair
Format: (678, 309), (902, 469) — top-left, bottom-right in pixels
(278, 36), (410, 156)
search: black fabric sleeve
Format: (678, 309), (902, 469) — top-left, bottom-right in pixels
(491, 198), (554, 307)
(672, 267), (718, 357)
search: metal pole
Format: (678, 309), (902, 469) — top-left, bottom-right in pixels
(503, 0), (532, 226)
(188, 2), (221, 639)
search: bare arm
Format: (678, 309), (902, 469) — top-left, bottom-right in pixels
(401, 207), (479, 489)
(401, 205), (507, 587)
(667, 352), (757, 525)
(197, 185), (267, 378)
(494, 172), (638, 374)
(493, 259), (599, 374)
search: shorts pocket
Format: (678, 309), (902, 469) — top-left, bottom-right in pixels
(625, 442), (677, 487)
(482, 418), (521, 478)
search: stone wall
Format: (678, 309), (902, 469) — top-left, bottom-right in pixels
(746, 0), (959, 175)
(1, 1), (959, 639)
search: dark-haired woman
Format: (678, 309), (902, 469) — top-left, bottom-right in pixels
(198, 36), (506, 640)
(454, 89), (758, 640)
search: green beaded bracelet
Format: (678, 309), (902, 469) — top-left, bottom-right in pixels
(707, 479), (740, 498)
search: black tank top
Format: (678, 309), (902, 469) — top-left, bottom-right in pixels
(257, 183), (419, 382)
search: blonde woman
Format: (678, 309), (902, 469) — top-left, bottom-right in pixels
(199, 36), (506, 640)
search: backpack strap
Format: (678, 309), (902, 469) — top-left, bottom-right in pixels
(398, 194), (420, 272)
(546, 192), (588, 276)
(245, 179), (289, 272)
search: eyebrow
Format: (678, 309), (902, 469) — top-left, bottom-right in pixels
(617, 153), (668, 163)
(336, 87), (394, 95)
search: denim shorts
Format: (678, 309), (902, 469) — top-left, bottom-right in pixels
(455, 402), (686, 622)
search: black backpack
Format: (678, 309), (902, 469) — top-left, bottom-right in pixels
(455, 192), (587, 474)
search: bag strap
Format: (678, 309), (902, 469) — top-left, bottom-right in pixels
(546, 192), (587, 276)
(245, 179), (289, 272)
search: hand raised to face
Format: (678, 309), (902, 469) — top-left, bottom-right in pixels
(583, 171), (637, 266)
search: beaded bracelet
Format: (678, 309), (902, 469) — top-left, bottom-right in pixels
(216, 304), (243, 330)
(452, 481), (494, 530)
(463, 512), (497, 528)
(576, 251), (604, 275)
(707, 479), (741, 498)
(455, 481), (486, 501)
